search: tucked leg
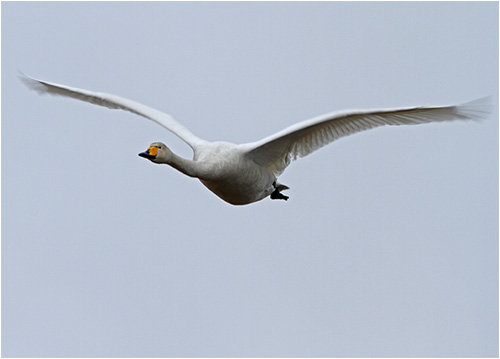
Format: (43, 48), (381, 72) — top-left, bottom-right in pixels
(270, 181), (289, 201)
(270, 189), (289, 200)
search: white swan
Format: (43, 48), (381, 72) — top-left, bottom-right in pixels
(20, 74), (490, 205)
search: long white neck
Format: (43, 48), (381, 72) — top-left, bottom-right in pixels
(160, 152), (206, 178)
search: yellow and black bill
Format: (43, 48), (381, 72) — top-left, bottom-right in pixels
(138, 145), (158, 160)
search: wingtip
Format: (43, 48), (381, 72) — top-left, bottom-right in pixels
(18, 69), (30, 83)
(18, 70), (34, 85)
(18, 71), (49, 94)
(455, 96), (493, 122)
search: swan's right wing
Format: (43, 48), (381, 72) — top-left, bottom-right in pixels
(242, 98), (490, 175)
(20, 74), (205, 149)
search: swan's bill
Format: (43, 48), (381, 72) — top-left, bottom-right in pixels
(138, 145), (158, 160)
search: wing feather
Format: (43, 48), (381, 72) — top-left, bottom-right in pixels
(242, 98), (490, 175)
(20, 74), (205, 149)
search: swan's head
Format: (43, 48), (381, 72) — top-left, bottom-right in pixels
(138, 142), (171, 163)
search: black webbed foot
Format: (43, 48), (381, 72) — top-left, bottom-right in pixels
(270, 189), (289, 201)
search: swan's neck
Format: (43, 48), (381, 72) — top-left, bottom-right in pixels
(162, 152), (205, 178)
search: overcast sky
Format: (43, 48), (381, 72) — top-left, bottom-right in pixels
(2, 2), (498, 357)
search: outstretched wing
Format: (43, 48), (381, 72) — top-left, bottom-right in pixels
(20, 74), (205, 149)
(242, 98), (490, 175)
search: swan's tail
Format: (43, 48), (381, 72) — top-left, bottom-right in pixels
(275, 183), (290, 191)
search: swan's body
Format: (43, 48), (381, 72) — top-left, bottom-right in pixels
(139, 140), (280, 204)
(21, 74), (490, 205)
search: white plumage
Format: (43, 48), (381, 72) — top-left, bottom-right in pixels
(20, 74), (490, 205)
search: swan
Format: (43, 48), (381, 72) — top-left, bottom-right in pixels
(20, 74), (490, 205)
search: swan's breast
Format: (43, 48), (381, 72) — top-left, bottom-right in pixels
(194, 142), (276, 205)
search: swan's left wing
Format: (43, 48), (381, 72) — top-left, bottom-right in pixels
(242, 98), (490, 175)
(20, 74), (205, 149)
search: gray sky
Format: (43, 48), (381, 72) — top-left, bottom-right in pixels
(2, 2), (498, 357)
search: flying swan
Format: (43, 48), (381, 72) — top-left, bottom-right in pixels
(20, 74), (489, 205)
